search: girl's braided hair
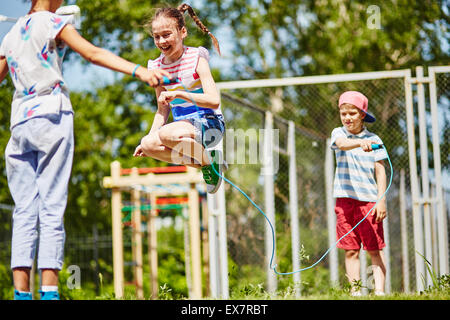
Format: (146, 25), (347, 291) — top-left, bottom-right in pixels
(145, 3), (220, 55)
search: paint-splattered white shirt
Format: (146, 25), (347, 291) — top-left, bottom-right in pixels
(0, 11), (74, 129)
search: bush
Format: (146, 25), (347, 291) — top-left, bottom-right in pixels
(0, 264), (13, 300)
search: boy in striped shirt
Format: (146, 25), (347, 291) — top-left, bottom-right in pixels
(330, 91), (388, 296)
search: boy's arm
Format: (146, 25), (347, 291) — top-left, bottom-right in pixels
(335, 137), (378, 152)
(57, 24), (169, 87)
(0, 57), (9, 83)
(373, 160), (387, 223)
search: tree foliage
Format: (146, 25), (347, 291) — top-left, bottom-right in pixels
(207, 0), (449, 79)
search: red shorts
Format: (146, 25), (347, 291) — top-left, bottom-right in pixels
(334, 197), (385, 251)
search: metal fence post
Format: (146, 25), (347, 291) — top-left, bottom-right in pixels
(263, 111), (277, 293)
(207, 136), (229, 299)
(428, 66), (450, 276)
(217, 177), (229, 299)
(416, 66), (434, 288)
(288, 121), (301, 296)
(400, 169), (410, 293)
(405, 69), (425, 292)
(207, 203), (219, 298)
(360, 250), (368, 295)
(325, 138), (339, 286)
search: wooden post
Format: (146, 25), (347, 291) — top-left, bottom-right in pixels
(111, 161), (124, 299)
(131, 168), (144, 299)
(148, 193), (159, 299)
(188, 182), (202, 299)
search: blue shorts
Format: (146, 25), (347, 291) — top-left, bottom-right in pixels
(187, 114), (225, 148)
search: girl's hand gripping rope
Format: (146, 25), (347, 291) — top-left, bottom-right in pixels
(160, 76), (180, 85)
(132, 65), (170, 88)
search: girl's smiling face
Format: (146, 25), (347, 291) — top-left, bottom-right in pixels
(152, 17), (187, 64)
(339, 103), (366, 134)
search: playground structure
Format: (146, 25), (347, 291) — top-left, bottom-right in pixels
(103, 160), (228, 299)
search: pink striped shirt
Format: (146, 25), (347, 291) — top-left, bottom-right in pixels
(147, 46), (222, 121)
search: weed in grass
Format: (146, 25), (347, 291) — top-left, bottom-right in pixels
(159, 283), (173, 300)
(416, 251), (450, 295)
(298, 245), (310, 263)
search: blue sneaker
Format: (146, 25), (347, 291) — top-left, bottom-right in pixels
(39, 290), (60, 300)
(14, 290), (32, 300)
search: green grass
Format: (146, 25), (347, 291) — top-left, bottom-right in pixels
(55, 264), (450, 300)
(225, 281), (450, 300)
(58, 286), (450, 300)
(58, 274), (449, 300)
(5, 259), (447, 300)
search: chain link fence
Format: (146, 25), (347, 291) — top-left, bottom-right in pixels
(220, 94), (267, 291)
(218, 67), (449, 294)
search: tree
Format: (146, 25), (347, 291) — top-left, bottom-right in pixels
(0, 78), (14, 240)
(207, 0), (449, 78)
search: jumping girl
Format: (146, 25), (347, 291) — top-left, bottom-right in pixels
(133, 4), (226, 194)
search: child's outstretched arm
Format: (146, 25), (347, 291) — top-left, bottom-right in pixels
(335, 137), (378, 152)
(57, 24), (169, 87)
(373, 160), (387, 222)
(157, 57), (220, 108)
(0, 57), (8, 83)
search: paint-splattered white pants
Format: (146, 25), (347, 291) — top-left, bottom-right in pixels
(5, 111), (74, 270)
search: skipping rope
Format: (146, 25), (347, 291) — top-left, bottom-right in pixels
(160, 75), (394, 275)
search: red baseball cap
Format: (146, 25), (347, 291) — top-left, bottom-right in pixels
(338, 91), (376, 123)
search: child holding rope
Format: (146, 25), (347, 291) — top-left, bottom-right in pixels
(0, 0), (169, 300)
(330, 91), (388, 296)
(133, 3), (226, 194)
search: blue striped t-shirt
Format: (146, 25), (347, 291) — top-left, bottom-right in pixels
(330, 126), (387, 202)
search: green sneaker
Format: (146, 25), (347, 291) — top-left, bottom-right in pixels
(201, 150), (225, 194)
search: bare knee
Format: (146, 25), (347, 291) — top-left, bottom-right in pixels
(158, 124), (194, 148)
(159, 126), (189, 148)
(140, 134), (162, 155)
(158, 128), (177, 146)
(367, 250), (382, 258)
(345, 249), (360, 260)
